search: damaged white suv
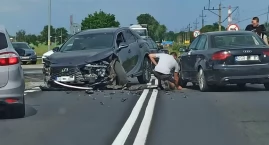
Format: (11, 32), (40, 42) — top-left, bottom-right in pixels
(43, 27), (152, 89)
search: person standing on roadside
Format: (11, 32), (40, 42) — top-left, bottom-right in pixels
(245, 17), (268, 45)
(148, 52), (182, 90)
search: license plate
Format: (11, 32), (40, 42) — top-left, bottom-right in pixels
(56, 76), (75, 82)
(235, 55), (259, 61)
(20, 56), (29, 59)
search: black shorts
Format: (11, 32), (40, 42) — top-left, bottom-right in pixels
(152, 71), (176, 84)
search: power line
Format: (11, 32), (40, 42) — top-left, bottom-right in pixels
(236, 12), (268, 23)
(204, 1), (222, 31)
(199, 10), (206, 27)
(222, 6), (239, 23)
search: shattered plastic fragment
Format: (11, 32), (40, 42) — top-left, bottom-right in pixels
(85, 89), (94, 94)
(100, 102), (104, 105)
(121, 98), (128, 102)
(110, 91), (116, 95)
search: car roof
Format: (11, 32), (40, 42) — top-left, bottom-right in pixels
(78, 27), (121, 35)
(204, 31), (254, 36)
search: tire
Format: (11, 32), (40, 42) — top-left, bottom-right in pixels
(137, 57), (151, 84)
(237, 83), (246, 88)
(31, 61), (37, 64)
(264, 83), (269, 90)
(8, 97), (25, 118)
(197, 68), (210, 92)
(114, 60), (128, 86)
(179, 75), (188, 88)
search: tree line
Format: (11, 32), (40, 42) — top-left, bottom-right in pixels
(12, 9), (269, 46)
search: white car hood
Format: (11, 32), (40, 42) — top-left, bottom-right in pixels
(42, 50), (54, 58)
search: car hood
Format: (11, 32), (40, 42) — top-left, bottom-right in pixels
(43, 50), (54, 57)
(47, 48), (114, 66)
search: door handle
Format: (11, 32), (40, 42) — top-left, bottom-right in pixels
(128, 49), (131, 53)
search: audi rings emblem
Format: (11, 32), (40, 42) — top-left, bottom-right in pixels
(243, 50), (252, 53)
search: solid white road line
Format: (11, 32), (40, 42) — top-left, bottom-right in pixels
(133, 89), (158, 145)
(147, 78), (153, 85)
(112, 89), (150, 145)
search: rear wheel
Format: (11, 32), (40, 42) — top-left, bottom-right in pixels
(8, 97), (25, 118)
(197, 68), (210, 92)
(137, 57), (151, 84)
(264, 83), (269, 90)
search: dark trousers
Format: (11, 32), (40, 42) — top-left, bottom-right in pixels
(152, 71), (175, 87)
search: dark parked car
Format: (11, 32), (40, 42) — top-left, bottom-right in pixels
(12, 42), (37, 64)
(43, 27), (151, 88)
(179, 31), (269, 91)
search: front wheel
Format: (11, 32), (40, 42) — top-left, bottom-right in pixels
(197, 68), (210, 92)
(137, 57), (151, 84)
(264, 83), (269, 90)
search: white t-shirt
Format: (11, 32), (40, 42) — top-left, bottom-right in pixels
(154, 53), (179, 74)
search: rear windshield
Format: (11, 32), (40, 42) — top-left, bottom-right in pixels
(212, 34), (266, 48)
(12, 43), (30, 49)
(0, 32), (8, 50)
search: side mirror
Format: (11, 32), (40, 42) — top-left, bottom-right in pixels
(118, 42), (129, 49)
(52, 47), (59, 52)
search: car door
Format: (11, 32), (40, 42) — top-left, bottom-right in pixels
(180, 36), (200, 80)
(0, 31), (10, 87)
(188, 35), (207, 79)
(122, 29), (140, 73)
(115, 31), (131, 73)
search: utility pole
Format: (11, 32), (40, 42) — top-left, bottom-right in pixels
(61, 29), (63, 44)
(199, 10), (206, 27)
(193, 18), (199, 30)
(267, 5), (269, 23)
(54, 29), (57, 47)
(186, 23), (192, 41)
(48, 0), (51, 51)
(204, 2), (222, 31)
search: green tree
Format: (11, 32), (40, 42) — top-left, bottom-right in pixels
(136, 13), (167, 41)
(40, 25), (56, 44)
(25, 34), (38, 46)
(15, 29), (26, 42)
(81, 10), (120, 30)
(164, 31), (177, 41)
(200, 22), (225, 33)
(55, 27), (68, 44)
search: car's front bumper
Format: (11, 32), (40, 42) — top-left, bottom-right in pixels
(206, 64), (269, 85)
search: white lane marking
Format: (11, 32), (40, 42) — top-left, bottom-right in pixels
(147, 77), (153, 85)
(133, 89), (158, 145)
(154, 77), (158, 85)
(112, 89), (150, 145)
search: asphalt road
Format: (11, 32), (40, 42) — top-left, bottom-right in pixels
(2, 70), (269, 145)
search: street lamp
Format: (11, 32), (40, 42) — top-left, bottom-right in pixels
(48, 0), (51, 51)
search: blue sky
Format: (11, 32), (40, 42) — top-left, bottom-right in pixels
(0, 0), (268, 35)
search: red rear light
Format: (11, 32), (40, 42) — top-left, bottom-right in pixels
(5, 98), (18, 104)
(263, 50), (269, 56)
(0, 52), (19, 66)
(212, 51), (231, 60)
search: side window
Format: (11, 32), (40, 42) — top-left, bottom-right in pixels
(146, 39), (154, 49)
(0, 33), (8, 50)
(189, 36), (200, 50)
(150, 40), (158, 49)
(123, 30), (136, 44)
(196, 35), (207, 50)
(116, 32), (125, 47)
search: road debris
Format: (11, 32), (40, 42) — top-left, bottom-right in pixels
(121, 98), (128, 102)
(85, 89), (94, 94)
(100, 102), (104, 105)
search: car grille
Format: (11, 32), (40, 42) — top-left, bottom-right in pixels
(25, 53), (32, 56)
(50, 66), (84, 81)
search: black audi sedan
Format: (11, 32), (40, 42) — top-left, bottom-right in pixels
(178, 31), (269, 91)
(12, 42), (37, 64)
(43, 27), (151, 88)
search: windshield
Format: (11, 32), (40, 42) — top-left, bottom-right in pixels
(60, 33), (114, 52)
(212, 34), (266, 48)
(132, 29), (147, 36)
(12, 43), (30, 49)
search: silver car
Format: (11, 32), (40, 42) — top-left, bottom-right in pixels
(0, 25), (25, 118)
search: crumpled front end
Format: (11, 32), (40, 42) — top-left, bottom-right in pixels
(43, 59), (118, 88)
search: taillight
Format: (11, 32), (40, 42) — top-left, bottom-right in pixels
(212, 51), (231, 60)
(0, 52), (19, 66)
(263, 50), (269, 56)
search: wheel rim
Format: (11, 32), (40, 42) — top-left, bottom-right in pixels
(198, 70), (204, 89)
